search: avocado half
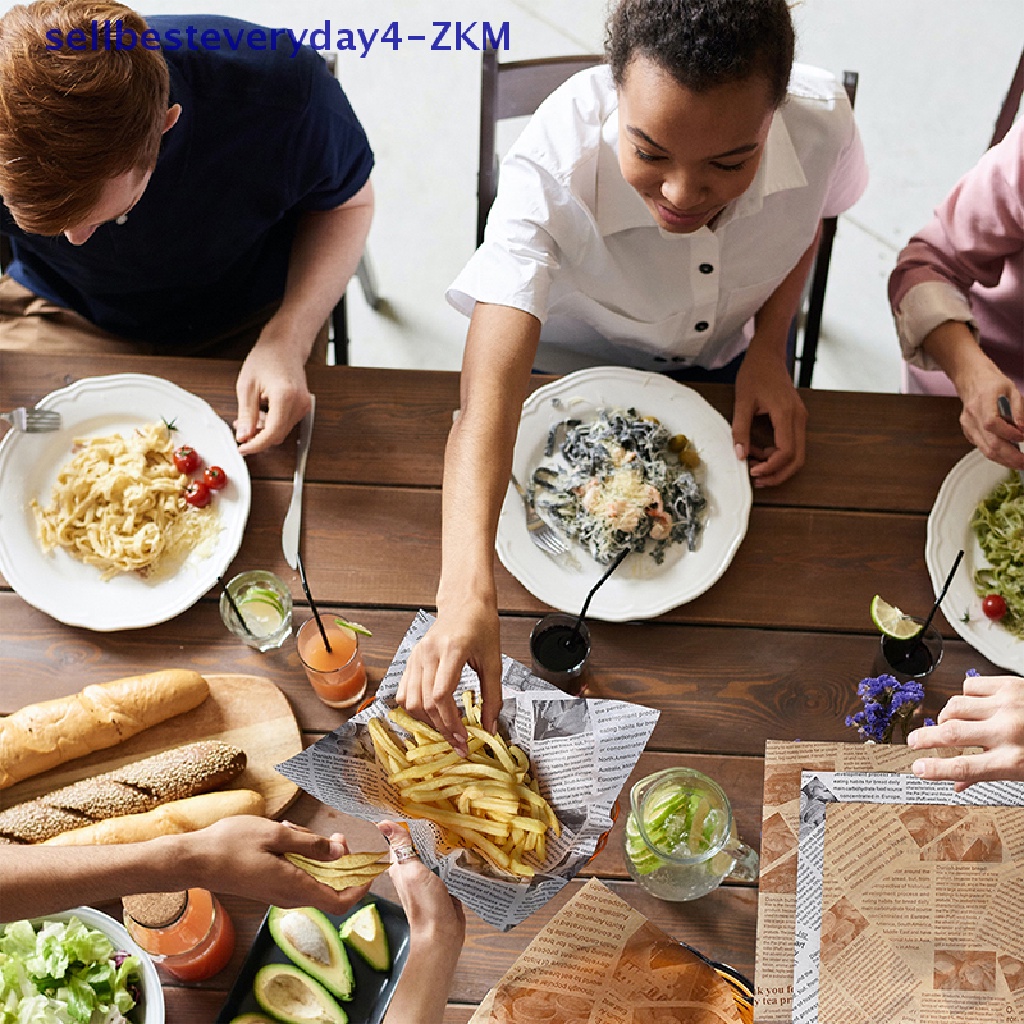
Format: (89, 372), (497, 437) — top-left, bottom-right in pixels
(339, 904), (390, 972)
(268, 907), (354, 1002)
(229, 1016), (276, 1023)
(253, 964), (348, 1024)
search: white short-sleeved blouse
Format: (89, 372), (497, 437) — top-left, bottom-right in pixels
(448, 64), (868, 374)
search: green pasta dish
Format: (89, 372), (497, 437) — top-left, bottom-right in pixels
(971, 473), (1024, 639)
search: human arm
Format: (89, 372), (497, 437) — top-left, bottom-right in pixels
(235, 180), (374, 455)
(731, 224), (818, 487)
(888, 123), (1024, 461)
(917, 320), (1024, 469)
(0, 816), (370, 922)
(378, 822), (465, 1024)
(397, 303), (540, 752)
(906, 674), (1024, 790)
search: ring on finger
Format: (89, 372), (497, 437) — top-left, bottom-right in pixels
(393, 845), (420, 865)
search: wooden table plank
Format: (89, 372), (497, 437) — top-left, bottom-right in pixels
(1, 599), (986, 753)
(0, 352), (969, 511)
(227, 480), (957, 635)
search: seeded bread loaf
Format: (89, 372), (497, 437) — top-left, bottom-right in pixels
(43, 789), (265, 846)
(0, 740), (246, 844)
(0, 669), (210, 789)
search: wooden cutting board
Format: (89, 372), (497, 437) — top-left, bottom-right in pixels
(2, 674), (302, 819)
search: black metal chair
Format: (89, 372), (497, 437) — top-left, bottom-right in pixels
(790, 70), (860, 388)
(477, 48), (602, 247)
(477, 49), (859, 388)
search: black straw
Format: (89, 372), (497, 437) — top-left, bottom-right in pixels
(918, 548), (964, 639)
(296, 551), (332, 654)
(572, 547), (630, 641)
(221, 576), (255, 638)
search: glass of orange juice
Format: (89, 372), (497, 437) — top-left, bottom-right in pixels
(297, 617), (368, 708)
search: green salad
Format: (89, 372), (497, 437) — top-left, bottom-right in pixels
(971, 473), (1024, 639)
(0, 915), (141, 1024)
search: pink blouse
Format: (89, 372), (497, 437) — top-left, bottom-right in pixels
(888, 120), (1023, 395)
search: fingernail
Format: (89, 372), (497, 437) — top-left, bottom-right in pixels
(911, 760), (925, 776)
(734, 443), (745, 460)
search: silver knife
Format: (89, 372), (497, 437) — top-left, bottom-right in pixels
(996, 395), (1024, 487)
(282, 394), (315, 570)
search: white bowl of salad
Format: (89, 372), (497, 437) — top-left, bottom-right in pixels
(0, 906), (164, 1023)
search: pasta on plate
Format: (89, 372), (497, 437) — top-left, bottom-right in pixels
(971, 473), (1024, 639)
(31, 421), (218, 581)
(531, 407), (707, 566)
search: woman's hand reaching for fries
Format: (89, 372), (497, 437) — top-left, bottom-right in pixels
(397, 601), (503, 756)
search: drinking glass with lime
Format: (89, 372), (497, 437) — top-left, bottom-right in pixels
(220, 570), (293, 652)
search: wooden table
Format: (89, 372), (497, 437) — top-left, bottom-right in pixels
(0, 351), (996, 1022)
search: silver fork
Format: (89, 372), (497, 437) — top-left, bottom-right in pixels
(510, 472), (571, 558)
(0, 407), (63, 432)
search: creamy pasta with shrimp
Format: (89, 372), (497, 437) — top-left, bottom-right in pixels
(530, 408), (707, 565)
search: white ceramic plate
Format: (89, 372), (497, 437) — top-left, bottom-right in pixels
(496, 366), (752, 621)
(0, 373), (250, 631)
(925, 449), (1023, 673)
(31, 906), (165, 1024)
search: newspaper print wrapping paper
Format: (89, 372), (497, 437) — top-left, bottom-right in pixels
(469, 877), (749, 1024)
(792, 772), (1024, 1024)
(276, 611), (660, 931)
(754, 741), (971, 1022)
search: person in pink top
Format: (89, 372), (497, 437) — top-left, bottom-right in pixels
(888, 120), (1024, 471)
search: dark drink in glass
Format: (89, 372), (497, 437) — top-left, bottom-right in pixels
(529, 612), (591, 694)
(877, 616), (943, 681)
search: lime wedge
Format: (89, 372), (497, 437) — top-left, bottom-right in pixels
(239, 600), (284, 637)
(239, 587), (285, 615)
(870, 595), (922, 639)
(334, 617), (372, 637)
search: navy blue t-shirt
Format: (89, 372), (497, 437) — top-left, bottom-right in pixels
(0, 16), (374, 348)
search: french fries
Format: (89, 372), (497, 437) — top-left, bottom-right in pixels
(367, 691), (560, 878)
(285, 851), (390, 891)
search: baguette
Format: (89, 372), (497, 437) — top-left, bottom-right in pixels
(0, 669), (209, 789)
(0, 740), (246, 844)
(42, 789), (265, 846)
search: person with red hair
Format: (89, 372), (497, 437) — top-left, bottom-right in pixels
(0, 1), (374, 455)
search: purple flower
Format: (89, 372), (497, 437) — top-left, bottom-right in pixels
(847, 674), (929, 744)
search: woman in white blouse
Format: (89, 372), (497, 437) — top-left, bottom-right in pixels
(399, 0), (868, 747)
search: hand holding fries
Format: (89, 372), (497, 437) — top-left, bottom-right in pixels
(368, 692), (560, 878)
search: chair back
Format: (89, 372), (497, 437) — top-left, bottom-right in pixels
(792, 69), (859, 388)
(478, 49), (603, 246)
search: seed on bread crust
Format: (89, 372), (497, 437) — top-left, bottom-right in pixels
(0, 741), (246, 844)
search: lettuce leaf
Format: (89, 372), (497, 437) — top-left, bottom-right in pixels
(0, 916), (139, 1024)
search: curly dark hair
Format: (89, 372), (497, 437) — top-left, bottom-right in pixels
(606, 0), (795, 107)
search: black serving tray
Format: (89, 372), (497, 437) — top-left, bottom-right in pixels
(216, 896), (410, 1023)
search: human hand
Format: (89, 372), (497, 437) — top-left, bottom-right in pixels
(956, 367), (1024, 470)
(377, 821), (465, 947)
(732, 346), (807, 487)
(907, 674), (1024, 790)
(180, 816), (372, 914)
(396, 598), (503, 755)
(234, 325), (313, 456)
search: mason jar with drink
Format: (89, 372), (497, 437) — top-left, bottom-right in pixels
(623, 767), (759, 901)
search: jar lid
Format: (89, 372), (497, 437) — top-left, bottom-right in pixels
(123, 890), (188, 928)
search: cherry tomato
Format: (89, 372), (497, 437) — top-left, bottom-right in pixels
(184, 480), (211, 508)
(982, 594), (1007, 621)
(203, 465), (228, 490)
(173, 445), (201, 475)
